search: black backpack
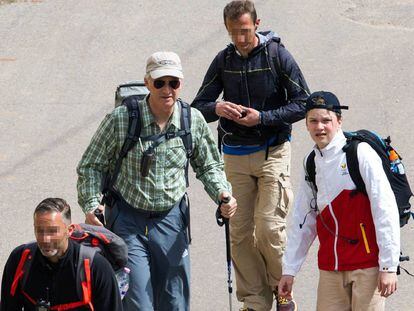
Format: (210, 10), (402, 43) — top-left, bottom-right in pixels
(305, 129), (413, 228)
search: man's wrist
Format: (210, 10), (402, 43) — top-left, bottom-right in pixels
(214, 100), (222, 115)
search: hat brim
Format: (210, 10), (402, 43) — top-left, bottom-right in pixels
(305, 104), (349, 113)
(149, 69), (183, 79)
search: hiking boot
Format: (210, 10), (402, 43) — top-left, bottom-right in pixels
(276, 297), (297, 311)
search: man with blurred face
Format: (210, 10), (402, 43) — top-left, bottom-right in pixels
(1, 198), (122, 311)
(279, 91), (400, 311)
(192, 1), (310, 310)
(77, 51), (237, 310)
(34, 205), (70, 260)
(226, 7), (259, 57)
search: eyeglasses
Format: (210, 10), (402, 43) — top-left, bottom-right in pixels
(153, 79), (180, 90)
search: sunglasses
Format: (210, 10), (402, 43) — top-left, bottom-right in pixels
(153, 79), (180, 90)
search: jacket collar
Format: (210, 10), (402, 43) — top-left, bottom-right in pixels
(231, 30), (279, 58)
(313, 129), (346, 157)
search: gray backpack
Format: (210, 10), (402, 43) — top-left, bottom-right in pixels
(114, 80), (149, 107)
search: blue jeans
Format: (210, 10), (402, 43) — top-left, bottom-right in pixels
(111, 197), (190, 311)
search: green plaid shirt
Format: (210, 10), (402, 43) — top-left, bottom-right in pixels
(77, 98), (231, 213)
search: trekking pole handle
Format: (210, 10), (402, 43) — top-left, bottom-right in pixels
(216, 196), (230, 227)
(94, 208), (106, 226)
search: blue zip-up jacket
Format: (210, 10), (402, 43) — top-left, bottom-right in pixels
(192, 31), (310, 146)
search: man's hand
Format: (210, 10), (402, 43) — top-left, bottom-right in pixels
(215, 101), (244, 120)
(219, 192), (237, 218)
(233, 107), (260, 127)
(377, 271), (397, 297)
(85, 205), (105, 226)
(278, 275), (294, 300)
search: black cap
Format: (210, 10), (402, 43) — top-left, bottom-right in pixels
(306, 91), (349, 114)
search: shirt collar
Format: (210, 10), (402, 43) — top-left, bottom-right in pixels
(143, 95), (181, 131)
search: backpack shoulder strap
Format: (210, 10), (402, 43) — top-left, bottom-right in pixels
(343, 137), (366, 193)
(121, 95), (142, 156)
(216, 46), (231, 102)
(179, 100), (193, 158)
(217, 45), (231, 70)
(305, 150), (317, 192)
(10, 242), (37, 296)
(178, 99), (193, 188)
(266, 38), (285, 88)
(104, 96), (142, 193)
(76, 244), (97, 301)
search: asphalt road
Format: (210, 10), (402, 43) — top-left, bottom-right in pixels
(0, 0), (413, 310)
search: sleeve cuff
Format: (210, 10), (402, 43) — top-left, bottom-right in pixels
(282, 266), (299, 277)
(83, 197), (101, 214)
(379, 265), (398, 273)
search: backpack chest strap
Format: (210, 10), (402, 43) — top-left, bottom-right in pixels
(141, 129), (190, 151)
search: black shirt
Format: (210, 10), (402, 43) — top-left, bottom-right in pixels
(0, 240), (123, 311)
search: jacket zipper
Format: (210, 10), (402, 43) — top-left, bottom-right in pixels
(360, 223), (371, 254)
(243, 60), (251, 108)
(328, 203), (339, 270)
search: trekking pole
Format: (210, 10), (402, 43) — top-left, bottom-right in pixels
(215, 196), (233, 311)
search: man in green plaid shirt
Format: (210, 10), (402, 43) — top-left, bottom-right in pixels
(76, 51), (237, 311)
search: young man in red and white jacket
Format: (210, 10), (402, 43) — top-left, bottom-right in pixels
(278, 91), (400, 311)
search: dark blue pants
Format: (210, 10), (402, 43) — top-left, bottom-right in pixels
(111, 197), (190, 311)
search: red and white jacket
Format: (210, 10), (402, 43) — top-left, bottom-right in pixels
(282, 130), (400, 276)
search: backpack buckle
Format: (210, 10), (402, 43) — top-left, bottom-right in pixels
(165, 132), (176, 139)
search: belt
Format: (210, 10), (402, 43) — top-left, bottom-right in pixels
(116, 196), (172, 219)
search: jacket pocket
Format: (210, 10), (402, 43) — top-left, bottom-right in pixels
(360, 223), (371, 254)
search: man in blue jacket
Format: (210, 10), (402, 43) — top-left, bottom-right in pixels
(192, 1), (310, 310)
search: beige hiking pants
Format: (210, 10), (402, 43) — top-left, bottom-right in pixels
(223, 142), (293, 311)
(317, 268), (385, 311)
